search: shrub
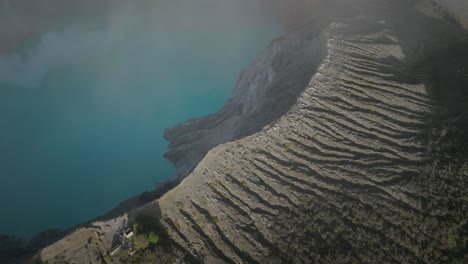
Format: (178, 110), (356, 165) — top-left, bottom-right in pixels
(103, 254), (113, 263)
(133, 223), (139, 235)
(148, 232), (159, 245)
(133, 213), (171, 248)
(135, 234), (149, 250)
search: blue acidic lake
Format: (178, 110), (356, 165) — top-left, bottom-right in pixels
(0, 1), (280, 238)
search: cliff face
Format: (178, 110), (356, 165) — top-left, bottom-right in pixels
(29, 1), (468, 263)
(163, 25), (327, 178)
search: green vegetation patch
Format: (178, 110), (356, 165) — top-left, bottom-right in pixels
(148, 232), (160, 245)
(134, 234), (150, 250)
(210, 215), (220, 224)
(132, 213), (171, 248)
(103, 254), (113, 263)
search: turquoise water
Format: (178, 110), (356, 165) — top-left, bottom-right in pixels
(0, 1), (279, 238)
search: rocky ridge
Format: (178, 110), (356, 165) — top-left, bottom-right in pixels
(26, 0), (468, 263)
(163, 23), (327, 178)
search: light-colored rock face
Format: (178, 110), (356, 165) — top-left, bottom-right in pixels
(32, 1), (468, 263)
(164, 25), (327, 178)
(33, 216), (128, 264)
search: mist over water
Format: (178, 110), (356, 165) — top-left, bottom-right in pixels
(0, 0), (280, 238)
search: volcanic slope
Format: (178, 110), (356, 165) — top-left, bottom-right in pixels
(154, 3), (468, 263)
(30, 1), (468, 263)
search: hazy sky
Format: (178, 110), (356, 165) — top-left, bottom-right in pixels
(434, 0), (468, 29)
(0, 0), (280, 88)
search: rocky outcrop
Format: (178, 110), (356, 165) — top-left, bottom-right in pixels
(157, 1), (468, 262)
(29, 1), (468, 263)
(164, 24), (327, 178)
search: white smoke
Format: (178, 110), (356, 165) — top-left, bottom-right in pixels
(0, 0), (278, 88)
(0, 28), (114, 87)
(0, 2), (136, 88)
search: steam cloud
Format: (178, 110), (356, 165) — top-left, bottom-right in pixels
(261, 0), (468, 28)
(0, 0), (277, 88)
(0, 29), (115, 87)
(3, 0), (465, 89)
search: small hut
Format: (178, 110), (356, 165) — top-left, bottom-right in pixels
(110, 243), (122, 256)
(124, 228), (134, 239)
